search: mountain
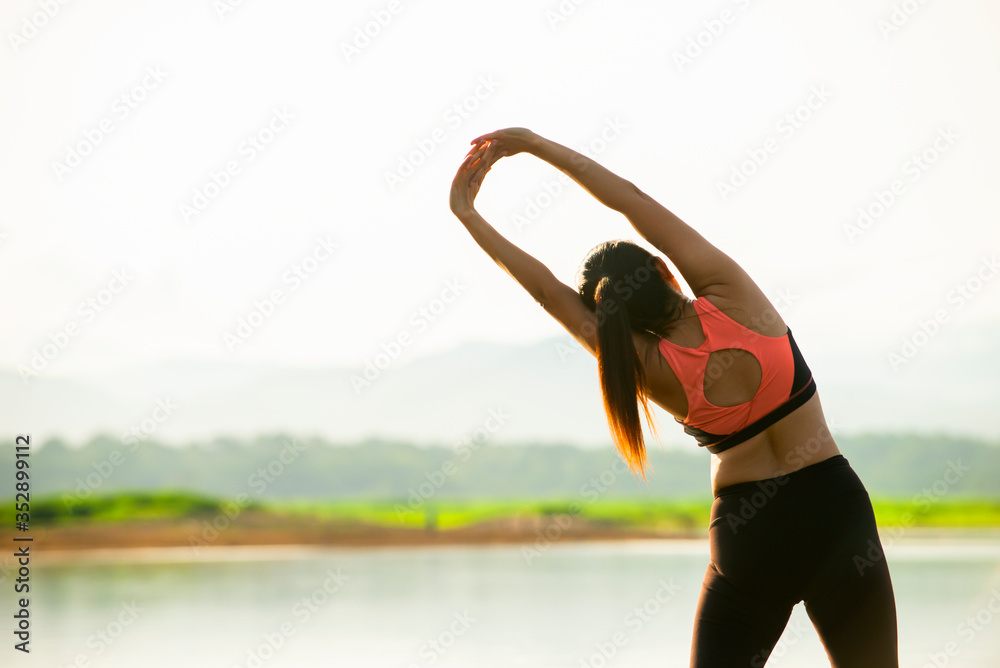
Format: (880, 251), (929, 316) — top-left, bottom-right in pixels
(4, 432), (998, 502)
(2, 327), (998, 448)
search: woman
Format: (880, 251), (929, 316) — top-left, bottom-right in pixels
(450, 128), (898, 667)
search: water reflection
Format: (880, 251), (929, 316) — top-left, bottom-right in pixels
(19, 537), (1000, 667)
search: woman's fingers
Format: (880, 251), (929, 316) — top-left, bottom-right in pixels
(468, 142), (494, 169)
(472, 140), (502, 167)
(466, 138), (494, 160)
(472, 131), (510, 148)
(458, 138), (505, 198)
(465, 143), (487, 165)
(452, 137), (506, 213)
(474, 148), (500, 178)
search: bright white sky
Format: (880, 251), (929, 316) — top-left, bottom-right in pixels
(2, 1), (999, 426)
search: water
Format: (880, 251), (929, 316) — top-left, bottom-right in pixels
(13, 537), (1000, 667)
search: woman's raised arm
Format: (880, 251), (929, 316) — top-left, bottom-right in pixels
(472, 128), (759, 300)
(450, 140), (600, 356)
(472, 127), (636, 211)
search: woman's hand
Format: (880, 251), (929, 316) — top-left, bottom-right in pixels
(449, 139), (505, 218)
(470, 127), (538, 157)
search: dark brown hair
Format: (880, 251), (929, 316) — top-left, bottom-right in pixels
(577, 240), (686, 478)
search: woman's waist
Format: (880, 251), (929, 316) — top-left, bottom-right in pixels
(709, 397), (842, 493)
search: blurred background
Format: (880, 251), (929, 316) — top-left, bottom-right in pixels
(1, 0), (999, 666)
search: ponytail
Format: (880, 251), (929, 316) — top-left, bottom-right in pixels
(594, 276), (658, 479)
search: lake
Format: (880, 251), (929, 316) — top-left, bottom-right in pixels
(12, 534), (1000, 667)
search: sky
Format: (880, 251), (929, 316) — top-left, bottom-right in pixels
(2, 0), (999, 442)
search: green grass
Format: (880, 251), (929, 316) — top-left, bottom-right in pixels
(0, 490), (261, 525)
(3, 493), (1000, 529)
(268, 498), (712, 530)
(273, 499), (540, 530)
(868, 497), (1000, 528)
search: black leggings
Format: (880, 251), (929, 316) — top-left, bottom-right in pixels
(690, 455), (898, 667)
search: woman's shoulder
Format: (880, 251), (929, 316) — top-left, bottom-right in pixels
(697, 287), (788, 338)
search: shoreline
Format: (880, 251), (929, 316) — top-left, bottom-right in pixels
(4, 515), (695, 557)
(6, 519), (1000, 563)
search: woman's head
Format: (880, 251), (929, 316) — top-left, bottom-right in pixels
(576, 239), (688, 478)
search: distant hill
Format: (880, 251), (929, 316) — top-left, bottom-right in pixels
(2, 325), (998, 448)
(4, 432), (997, 504)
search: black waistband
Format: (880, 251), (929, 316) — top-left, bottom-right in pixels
(713, 454), (850, 499)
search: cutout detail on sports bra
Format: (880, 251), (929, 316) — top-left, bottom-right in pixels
(657, 295), (813, 446)
(702, 348), (762, 408)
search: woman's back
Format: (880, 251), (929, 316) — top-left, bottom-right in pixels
(637, 289), (841, 493)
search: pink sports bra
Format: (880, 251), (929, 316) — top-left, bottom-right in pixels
(657, 296), (817, 454)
